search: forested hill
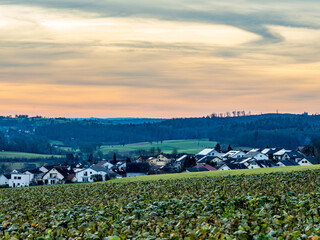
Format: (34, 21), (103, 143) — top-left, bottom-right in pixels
(1, 114), (320, 151)
(33, 114), (320, 149)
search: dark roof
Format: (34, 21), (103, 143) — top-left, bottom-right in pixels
(3, 174), (11, 179)
(93, 161), (109, 167)
(245, 152), (262, 158)
(126, 163), (149, 173)
(24, 169), (43, 174)
(265, 148), (281, 154)
(219, 162), (247, 170)
(279, 160), (299, 166)
(42, 165), (56, 171)
(196, 155), (217, 163)
(193, 164), (217, 171)
(186, 167), (208, 172)
(287, 152), (305, 159)
(52, 166), (74, 179)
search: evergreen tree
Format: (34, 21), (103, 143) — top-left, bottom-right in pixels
(215, 143), (221, 153)
(113, 152), (117, 164)
(227, 145), (233, 152)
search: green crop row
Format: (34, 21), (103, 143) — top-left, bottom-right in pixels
(1, 170), (320, 239)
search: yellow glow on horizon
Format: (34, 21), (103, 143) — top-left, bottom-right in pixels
(0, 4), (319, 117)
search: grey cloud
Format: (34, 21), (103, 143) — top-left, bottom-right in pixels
(1, 0), (319, 43)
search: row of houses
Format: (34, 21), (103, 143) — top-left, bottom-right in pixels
(1, 147), (319, 187)
(0, 162), (123, 188)
(195, 147), (319, 170)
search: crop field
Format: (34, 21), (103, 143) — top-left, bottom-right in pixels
(2, 168), (320, 239)
(110, 164), (320, 183)
(0, 151), (63, 159)
(100, 139), (217, 154)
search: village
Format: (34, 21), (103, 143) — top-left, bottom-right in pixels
(0, 146), (319, 188)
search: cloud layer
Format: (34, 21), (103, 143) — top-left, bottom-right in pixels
(0, 1), (319, 117)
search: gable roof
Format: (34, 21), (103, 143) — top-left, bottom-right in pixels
(176, 155), (188, 162)
(274, 149), (291, 156)
(43, 166), (74, 179)
(197, 148), (218, 156)
(223, 150), (245, 158)
(219, 162), (247, 170)
(245, 151), (266, 158)
(91, 166), (110, 173)
(93, 161), (109, 167)
(24, 169), (43, 175)
(287, 152), (305, 159)
(261, 148), (280, 155)
(193, 164), (217, 171)
(196, 155), (217, 163)
(278, 160), (299, 166)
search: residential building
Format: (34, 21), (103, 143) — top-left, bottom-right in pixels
(9, 172), (33, 188)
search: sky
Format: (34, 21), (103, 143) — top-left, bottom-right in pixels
(0, 0), (319, 118)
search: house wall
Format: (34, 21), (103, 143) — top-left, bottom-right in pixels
(218, 165), (231, 171)
(298, 159), (312, 166)
(0, 175), (9, 185)
(276, 162), (286, 167)
(254, 154), (269, 161)
(42, 168), (65, 185)
(76, 168), (102, 182)
(9, 173), (32, 187)
(246, 162), (261, 169)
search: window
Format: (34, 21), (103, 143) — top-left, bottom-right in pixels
(84, 172), (88, 176)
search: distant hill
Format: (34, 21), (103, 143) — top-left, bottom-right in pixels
(73, 117), (167, 124)
(1, 113), (320, 151)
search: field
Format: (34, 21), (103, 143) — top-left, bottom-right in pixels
(100, 139), (217, 154)
(2, 166), (320, 239)
(110, 164), (320, 183)
(0, 151), (63, 159)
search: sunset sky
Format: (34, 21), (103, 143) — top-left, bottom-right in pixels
(0, 1), (319, 118)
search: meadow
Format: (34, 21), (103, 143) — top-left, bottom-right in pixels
(100, 139), (217, 154)
(2, 166), (320, 239)
(0, 151), (63, 159)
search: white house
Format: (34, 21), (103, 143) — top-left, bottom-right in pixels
(217, 163), (239, 171)
(39, 165), (55, 173)
(9, 172), (33, 188)
(42, 166), (75, 185)
(196, 148), (223, 158)
(24, 169), (44, 185)
(246, 160), (263, 169)
(76, 166), (119, 182)
(297, 157), (319, 166)
(223, 150), (246, 160)
(0, 174), (10, 186)
(276, 160), (299, 167)
(273, 149), (291, 160)
(93, 161), (114, 170)
(245, 152), (269, 161)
